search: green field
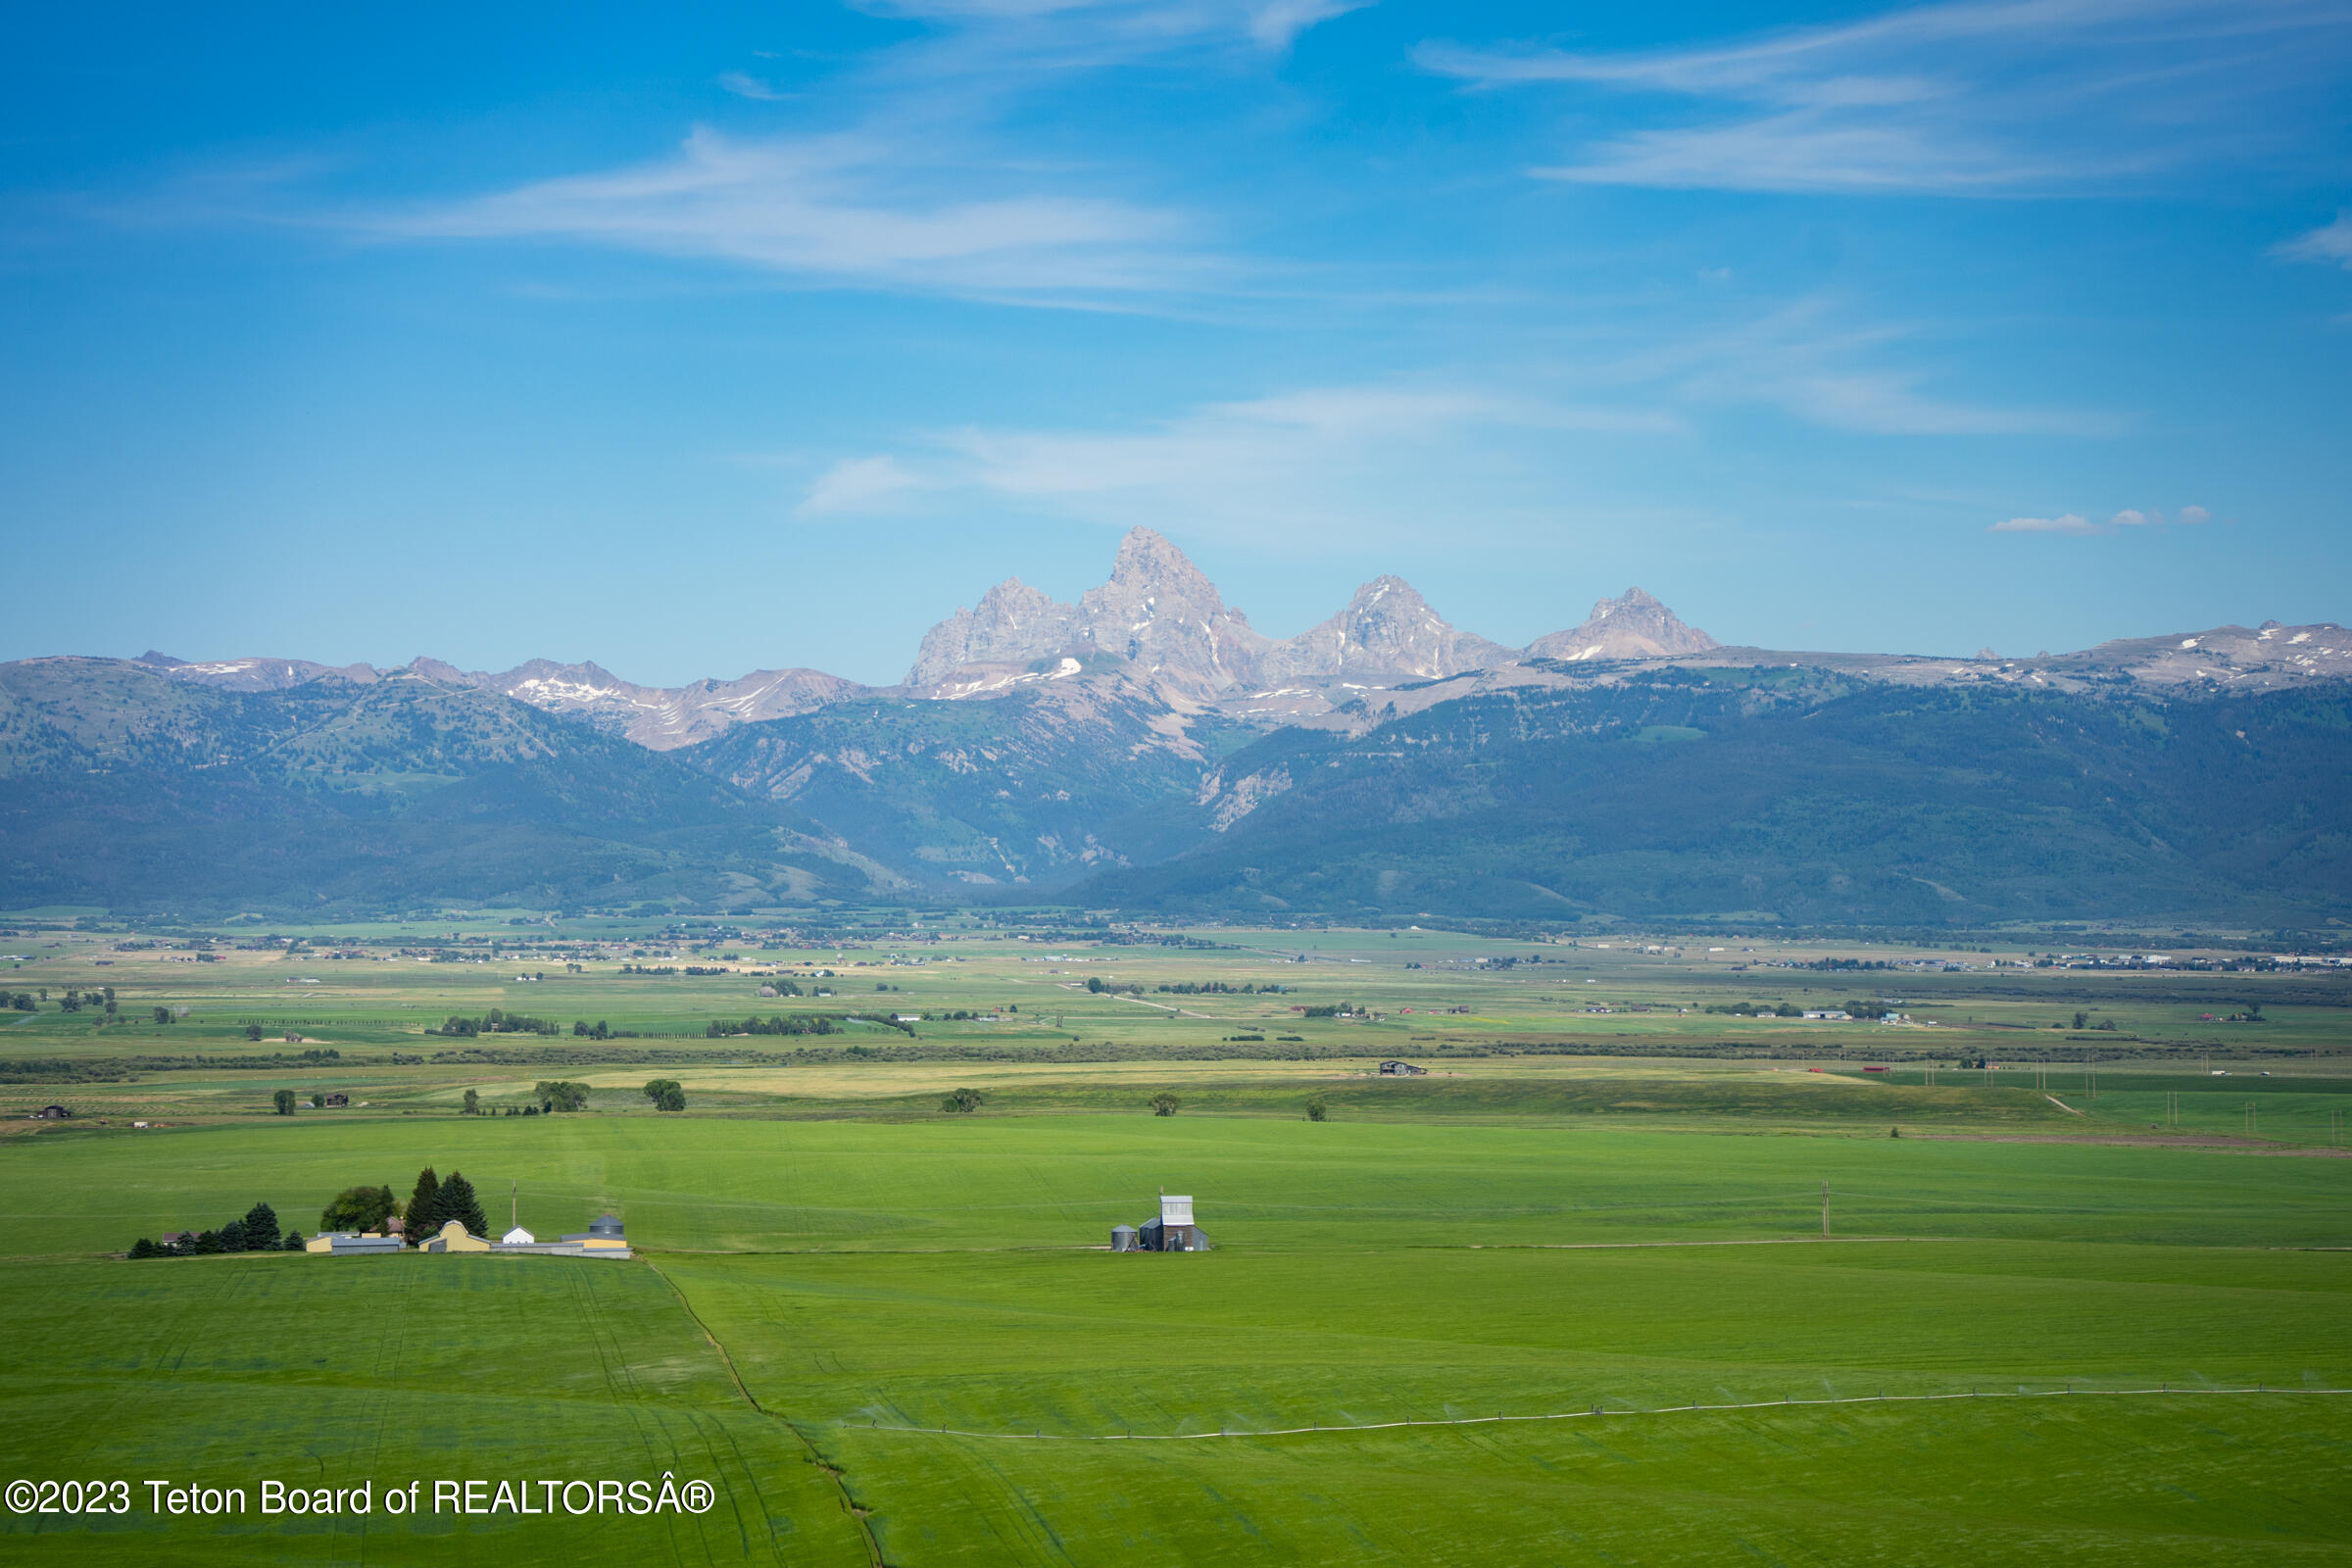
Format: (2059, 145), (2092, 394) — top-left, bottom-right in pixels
(2, 921), (2348, 1562)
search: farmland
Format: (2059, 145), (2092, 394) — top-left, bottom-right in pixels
(1, 917), (2348, 1562)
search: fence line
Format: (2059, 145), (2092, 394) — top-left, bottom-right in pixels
(846, 1384), (2350, 1444)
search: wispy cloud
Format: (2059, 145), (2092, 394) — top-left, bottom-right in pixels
(795, 380), (1680, 537)
(2275, 210), (2352, 268)
(717, 71), (790, 102)
(1625, 299), (2122, 436)
(1989, 505), (2209, 535)
(361, 127), (1204, 298)
(1418, 0), (2352, 194)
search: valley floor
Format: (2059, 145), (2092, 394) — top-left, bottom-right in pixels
(4, 1101), (2351, 1565)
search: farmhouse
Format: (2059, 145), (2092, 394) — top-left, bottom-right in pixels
(32, 1104), (71, 1119)
(1378, 1060), (1426, 1076)
(320, 1094), (349, 1108)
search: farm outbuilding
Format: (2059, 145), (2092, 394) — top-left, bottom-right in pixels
(1137, 1195), (1207, 1251)
(1110, 1224), (1140, 1251)
(1378, 1060), (1426, 1076)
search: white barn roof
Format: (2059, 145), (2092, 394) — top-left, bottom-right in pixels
(502, 1226), (535, 1245)
(1160, 1195), (1194, 1226)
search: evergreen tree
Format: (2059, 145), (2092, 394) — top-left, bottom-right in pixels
(242, 1202), (279, 1251)
(437, 1170), (488, 1238)
(220, 1218), (248, 1251)
(129, 1238), (161, 1258)
(406, 1166), (441, 1241)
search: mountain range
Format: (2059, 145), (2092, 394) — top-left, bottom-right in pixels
(7, 528), (2348, 926)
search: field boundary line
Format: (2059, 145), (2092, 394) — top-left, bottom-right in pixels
(640, 1257), (887, 1568)
(849, 1387), (2352, 1444)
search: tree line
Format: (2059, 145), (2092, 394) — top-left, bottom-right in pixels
(130, 1201), (293, 1257)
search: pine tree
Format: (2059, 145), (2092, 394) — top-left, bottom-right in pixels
(242, 1201), (279, 1251)
(437, 1170), (488, 1238)
(406, 1166), (441, 1242)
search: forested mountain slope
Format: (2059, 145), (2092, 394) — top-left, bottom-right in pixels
(1080, 672), (2352, 926)
(0, 659), (880, 914)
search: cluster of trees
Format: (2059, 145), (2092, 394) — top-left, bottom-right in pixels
(706, 1013), (839, 1038)
(402, 1167), (489, 1240)
(570, 1020), (639, 1039)
(758, 978), (805, 997)
(536, 1080), (591, 1112)
(130, 1201), (294, 1257)
(939, 1087), (984, 1113)
(1704, 1002), (1807, 1017)
(1151, 1093), (1180, 1116)
(5, 992), (35, 1011)
(643, 1078), (686, 1112)
(1152, 982), (1270, 995)
(429, 1010), (561, 1038)
(1298, 1003), (1358, 1019)
(1083, 977), (1144, 995)
(58, 987), (115, 1015)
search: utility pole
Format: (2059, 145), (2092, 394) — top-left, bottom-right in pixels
(1821, 1181), (1829, 1238)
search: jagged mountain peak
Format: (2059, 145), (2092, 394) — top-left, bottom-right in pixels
(1256, 574), (1513, 685)
(1526, 586), (1718, 662)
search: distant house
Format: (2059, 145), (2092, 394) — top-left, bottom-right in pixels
(1378, 1060), (1426, 1076)
(492, 1211), (631, 1259)
(321, 1093), (349, 1107)
(32, 1104), (71, 1119)
(421, 1219), (491, 1253)
(132, 1120), (149, 1129)
(1136, 1195), (1207, 1252)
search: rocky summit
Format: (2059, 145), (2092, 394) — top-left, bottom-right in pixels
(907, 528), (1708, 699)
(1525, 588), (1720, 662)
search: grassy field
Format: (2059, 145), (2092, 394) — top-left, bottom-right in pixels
(2, 920), (2348, 1562)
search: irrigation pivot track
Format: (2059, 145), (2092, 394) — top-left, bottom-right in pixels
(852, 1385), (2350, 1443)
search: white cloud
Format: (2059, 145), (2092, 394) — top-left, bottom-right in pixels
(1625, 299), (2121, 436)
(2275, 211), (2352, 269)
(364, 127), (1201, 297)
(1989, 513), (2098, 534)
(1246, 0), (1373, 50)
(791, 379), (1681, 541)
(801, 455), (926, 514)
(1988, 505), (2212, 536)
(1418, 0), (2352, 195)
(717, 72), (789, 102)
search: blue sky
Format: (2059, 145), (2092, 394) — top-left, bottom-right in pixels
(3, 0), (2347, 686)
